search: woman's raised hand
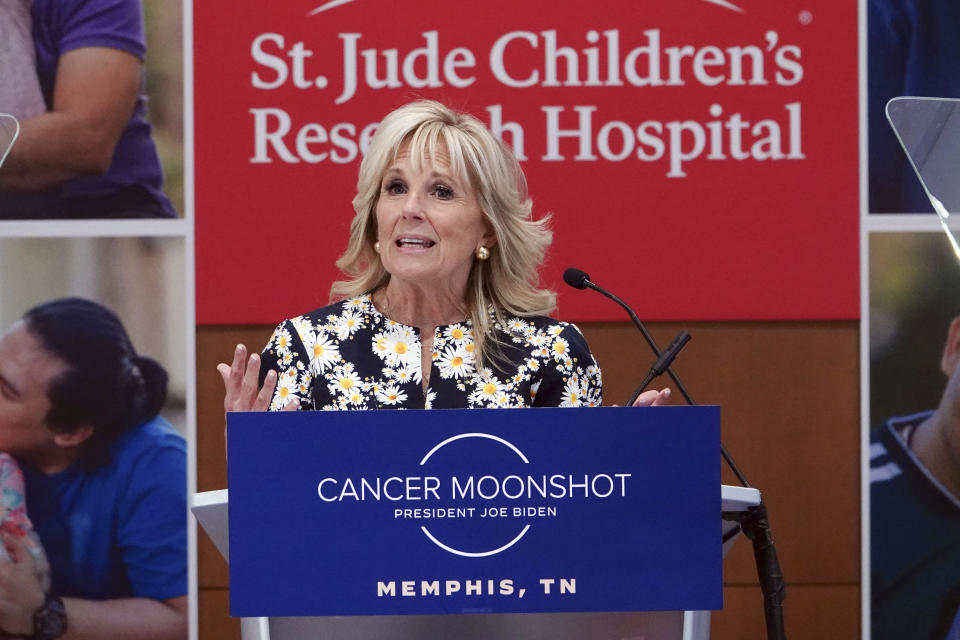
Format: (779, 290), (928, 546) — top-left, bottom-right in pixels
(216, 344), (299, 414)
(217, 344), (298, 454)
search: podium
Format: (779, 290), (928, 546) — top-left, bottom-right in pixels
(194, 407), (760, 640)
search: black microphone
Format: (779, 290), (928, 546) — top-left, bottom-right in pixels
(562, 267), (591, 290)
(627, 330), (692, 405)
(562, 267), (690, 396)
(563, 266), (750, 488)
(651, 330), (691, 378)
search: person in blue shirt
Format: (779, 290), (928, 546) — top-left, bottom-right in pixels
(0, 298), (186, 639)
(868, 0), (960, 212)
(871, 315), (960, 639)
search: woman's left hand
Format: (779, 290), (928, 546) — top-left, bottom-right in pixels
(632, 387), (671, 407)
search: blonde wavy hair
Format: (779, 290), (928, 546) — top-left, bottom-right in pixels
(331, 100), (556, 370)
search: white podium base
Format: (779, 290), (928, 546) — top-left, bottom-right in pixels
(193, 485), (760, 640)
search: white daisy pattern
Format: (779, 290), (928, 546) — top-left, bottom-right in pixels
(260, 294), (601, 411)
(436, 345), (475, 380)
(271, 369), (300, 410)
(309, 334), (340, 373)
(375, 384), (407, 406)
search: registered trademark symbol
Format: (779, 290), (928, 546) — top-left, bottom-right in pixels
(798, 10), (813, 24)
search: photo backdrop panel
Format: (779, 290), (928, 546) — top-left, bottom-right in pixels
(194, 0), (858, 324)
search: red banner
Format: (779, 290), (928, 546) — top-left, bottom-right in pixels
(194, 0), (858, 324)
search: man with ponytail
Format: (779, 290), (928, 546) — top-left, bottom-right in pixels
(0, 298), (186, 639)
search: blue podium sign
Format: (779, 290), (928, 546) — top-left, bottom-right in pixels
(227, 406), (721, 617)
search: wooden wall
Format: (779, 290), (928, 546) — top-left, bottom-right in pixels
(195, 319), (860, 638)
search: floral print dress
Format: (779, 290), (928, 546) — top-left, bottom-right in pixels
(260, 294), (602, 411)
(0, 454), (50, 588)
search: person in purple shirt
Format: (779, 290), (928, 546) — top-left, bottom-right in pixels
(0, 0), (176, 218)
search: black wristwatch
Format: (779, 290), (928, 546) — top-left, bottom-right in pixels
(32, 593), (67, 640)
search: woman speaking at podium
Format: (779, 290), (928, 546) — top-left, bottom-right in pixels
(218, 100), (668, 413)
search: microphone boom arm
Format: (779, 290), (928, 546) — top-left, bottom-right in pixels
(582, 280), (752, 489)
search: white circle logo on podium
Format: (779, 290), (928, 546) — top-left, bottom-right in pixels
(418, 432), (532, 558)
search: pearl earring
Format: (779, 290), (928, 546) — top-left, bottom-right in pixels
(374, 241), (380, 254)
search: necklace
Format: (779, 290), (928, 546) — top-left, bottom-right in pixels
(375, 290), (467, 328)
(376, 292), (435, 348)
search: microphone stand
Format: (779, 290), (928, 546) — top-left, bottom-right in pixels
(568, 270), (787, 640)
